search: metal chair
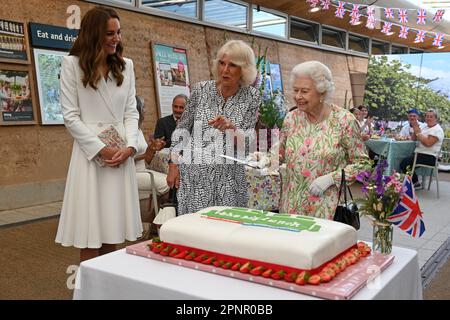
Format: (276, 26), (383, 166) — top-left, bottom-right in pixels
(411, 144), (444, 198)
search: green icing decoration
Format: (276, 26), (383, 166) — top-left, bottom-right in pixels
(201, 207), (321, 232)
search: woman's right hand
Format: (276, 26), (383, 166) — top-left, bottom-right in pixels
(166, 163), (180, 189)
(100, 146), (119, 160)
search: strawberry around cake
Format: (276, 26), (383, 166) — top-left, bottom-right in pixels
(152, 206), (371, 285)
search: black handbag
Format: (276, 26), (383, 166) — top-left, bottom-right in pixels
(334, 169), (360, 230)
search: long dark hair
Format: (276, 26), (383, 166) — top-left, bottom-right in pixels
(69, 6), (125, 89)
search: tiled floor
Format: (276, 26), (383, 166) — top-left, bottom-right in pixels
(1, 181), (449, 269)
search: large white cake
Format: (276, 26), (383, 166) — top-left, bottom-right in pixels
(159, 206), (359, 271)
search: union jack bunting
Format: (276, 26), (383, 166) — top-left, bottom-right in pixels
(433, 33), (444, 46)
(307, 0), (319, 7)
(398, 9), (408, 24)
(366, 6), (376, 29)
(350, 4), (360, 17)
(399, 26), (409, 39)
(387, 176), (425, 238)
(384, 8), (394, 19)
(366, 16), (376, 29)
(415, 30), (426, 43)
(433, 9), (445, 23)
(350, 14), (361, 25)
(335, 1), (346, 18)
(417, 9), (427, 24)
(381, 22), (393, 34)
(321, 0), (331, 10)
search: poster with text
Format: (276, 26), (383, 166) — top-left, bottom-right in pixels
(152, 43), (190, 118)
(0, 19), (30, 64)
(0, 68), (34, 124)
(33, 48), (67, 124)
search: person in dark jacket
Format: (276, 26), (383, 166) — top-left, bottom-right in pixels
(153, 94), (187, 148)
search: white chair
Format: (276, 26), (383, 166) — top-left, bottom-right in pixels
(137, 170), (160, 239)
(438, 138), (450, 171)
(411, 145), (444, 198)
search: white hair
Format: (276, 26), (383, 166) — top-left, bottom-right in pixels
(212, 40), (257, 87)
(290, 61), (335, 102)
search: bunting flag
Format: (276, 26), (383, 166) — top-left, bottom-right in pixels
(417, 9), (427, 24)
(384, 8), (394, 19)
(320, 0), (331, 10)
(433, 9), (445, 23)
(380, 22), (393, 34)
(350, 14), (361, 25)
(388, 176), (425, 238)
(335, 1), (346, 18)
(415, 30), (426, 43)
(366, 16), (376, 29)
(433, 33), (444, 46)
(399, 25), (409, 39)
(366, 6), (376, 29)
(308, 0), (320, 8)
(350, 4), (360, 17)
(398, 9), (408, 24)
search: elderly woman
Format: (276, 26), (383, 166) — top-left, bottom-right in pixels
(279, 61), (371, 219)
(399, 109), (444, 188)
(167, 40), (261, 215)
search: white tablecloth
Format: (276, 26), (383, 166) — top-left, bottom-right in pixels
(73, 245), (422, 300)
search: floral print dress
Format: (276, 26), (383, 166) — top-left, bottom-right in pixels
(279, 104), (371, 220)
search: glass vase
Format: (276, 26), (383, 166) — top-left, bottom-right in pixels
(372, 220), (393, 254)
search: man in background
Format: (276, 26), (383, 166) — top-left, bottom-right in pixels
(154, 94), (188, 148)
(399, 108), (425, 139)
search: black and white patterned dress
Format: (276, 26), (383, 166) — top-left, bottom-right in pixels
(171, 80), (261, 215)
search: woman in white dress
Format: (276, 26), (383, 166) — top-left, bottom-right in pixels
(55, 7), (144, 262)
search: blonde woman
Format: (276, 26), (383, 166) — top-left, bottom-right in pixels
(167, 40), (261, 215)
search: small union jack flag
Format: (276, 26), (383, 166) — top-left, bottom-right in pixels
(335, 1), (346, 18)
(417, 9), (427, 24)
(320, 0), (331, 10)
(387, 176), (425, 238)
(351, 4), (360, 17)
(308, 0), (319, 8)
(398, 9), (408, 24)
(384, 8), (394, 19)
(366, 16), (376, 29)
(399, 26), (409, 39)
(433, 33), (444, 46)
(381, 22), (393, 34)
(433, 9), (445, 23)
(415, 30), (426, 43)
(350, 14), (361, 25)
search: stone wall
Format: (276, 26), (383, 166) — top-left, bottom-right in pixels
(0, 0), (368, 210)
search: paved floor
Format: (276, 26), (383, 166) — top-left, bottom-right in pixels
(1, 175), (449, 271)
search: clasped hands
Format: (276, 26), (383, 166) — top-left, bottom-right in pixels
(148, 136), (166, 152)
(101, 146), (135, 167)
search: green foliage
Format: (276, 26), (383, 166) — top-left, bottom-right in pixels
(255, 49), (286, 129)
(363, 56), (450, 125)
(259, 90), (285, 128)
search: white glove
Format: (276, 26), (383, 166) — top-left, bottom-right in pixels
(308, 173), (334, 196)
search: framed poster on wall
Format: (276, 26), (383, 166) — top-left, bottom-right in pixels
(33, 48), (68, 125)
(0, 19), (31, 64)
(269, 63), (283, 93)
(0, 64), (36, 125)
(151, 43), (190, 118)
